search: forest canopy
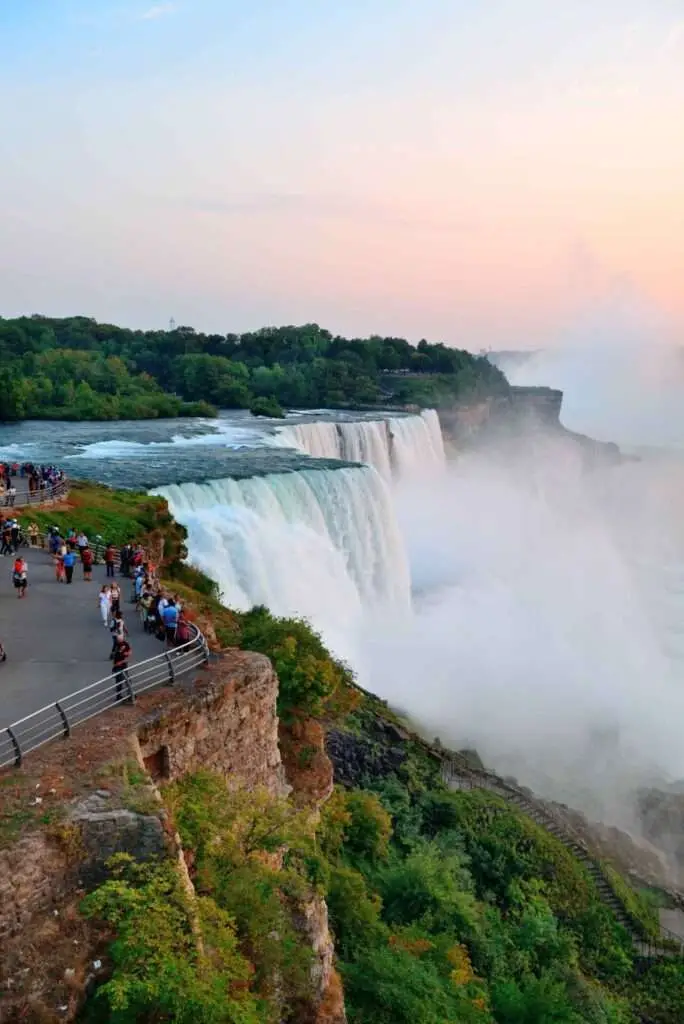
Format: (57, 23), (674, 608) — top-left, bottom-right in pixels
(0, 315), (508, 421)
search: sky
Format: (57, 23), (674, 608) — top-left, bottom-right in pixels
(1, 0), (683, 347)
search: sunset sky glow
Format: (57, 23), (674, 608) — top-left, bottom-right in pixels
(1, 1), (683, 347)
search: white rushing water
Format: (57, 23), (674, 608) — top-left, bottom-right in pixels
(275, 409), (445, 480)
(154, 400), (684, 826)
(155, 465), (411, 660)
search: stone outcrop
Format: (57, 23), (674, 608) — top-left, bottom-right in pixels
(638, 788), (684, 890)
(280, 716), (346, 1024)
(136, 649), (289, 797)
(0, 650), (290, 1022)
(438, 386), (621, 468)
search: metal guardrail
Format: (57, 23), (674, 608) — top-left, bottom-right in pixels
(1, 478), (69, 508)
(0, 624), (209, 769)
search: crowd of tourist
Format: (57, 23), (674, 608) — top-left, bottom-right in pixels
(2, 522), (194, 694)
(0, 462), (65, 505)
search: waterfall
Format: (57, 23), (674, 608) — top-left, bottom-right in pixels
(275, 410), (445, 480)
(155, 465), (411, 658)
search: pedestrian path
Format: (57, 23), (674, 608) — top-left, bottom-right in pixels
(0, 547), (162, 729)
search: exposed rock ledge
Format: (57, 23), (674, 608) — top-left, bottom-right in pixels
(1, 650), (341, 1022)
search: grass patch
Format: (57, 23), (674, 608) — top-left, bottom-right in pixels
(24, 480), (187, 556)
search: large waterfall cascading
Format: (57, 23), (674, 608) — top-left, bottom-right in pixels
(155, 465), (411, 658)
(275, 410), (445, 480)
(390, 409), (445, 478)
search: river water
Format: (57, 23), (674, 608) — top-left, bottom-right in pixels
(2, 405), (684, 825)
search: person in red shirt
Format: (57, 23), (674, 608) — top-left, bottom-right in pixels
(81, 545), (94, 582)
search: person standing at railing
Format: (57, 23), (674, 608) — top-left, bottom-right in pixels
(28, 522), (39, 547)
(162, 599), (179, 647)
(6, 484), (16, 507)
(113, 637), (132, 703)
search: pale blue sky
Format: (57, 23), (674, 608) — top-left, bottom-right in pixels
(1, 1), (683, 345)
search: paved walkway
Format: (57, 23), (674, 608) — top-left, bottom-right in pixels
(0, 547), (162, 728)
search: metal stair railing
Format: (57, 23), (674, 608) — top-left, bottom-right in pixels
(340, 685), (684, 960)
(0, 624), (209, 770)
(440, 758), (682, 959)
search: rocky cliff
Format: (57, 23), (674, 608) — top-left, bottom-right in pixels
(439, 386), (621, 467)
(0, 651), (344, 1023)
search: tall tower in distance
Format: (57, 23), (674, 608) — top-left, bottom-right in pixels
(168, 317), (176, 332)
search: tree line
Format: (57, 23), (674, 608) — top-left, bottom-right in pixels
(0, 315), (508, 421)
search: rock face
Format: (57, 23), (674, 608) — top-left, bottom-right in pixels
(0, 650), (290, 1022)
(136, 649), (289, 797)
(280, 717), (347, 1024)
(638, 788), (684, 890)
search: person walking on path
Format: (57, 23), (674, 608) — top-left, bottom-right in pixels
(54, 540), (66, 582)
(28, 522), (39, 547)
(81, 545), (94, 582)
(99, 585), (112, 627)
(112, 637), (132, 703)
(110, 609), (128, 655)
(63, 548), (77, 584)
(105, 543), (117, 578)
(12, 556), (27, 599)
(110, 580), (121, 618)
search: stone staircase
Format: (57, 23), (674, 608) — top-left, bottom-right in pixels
(440, 757), (683, 960)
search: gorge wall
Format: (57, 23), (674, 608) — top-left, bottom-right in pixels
(0, 653), (344, 1023)
(439, 385), (620, 465)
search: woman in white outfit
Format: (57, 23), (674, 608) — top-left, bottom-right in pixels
(99, 584), (111, 627)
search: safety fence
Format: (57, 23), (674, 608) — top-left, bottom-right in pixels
(1, 478), (69, 509)
(0, 624), (209, 769)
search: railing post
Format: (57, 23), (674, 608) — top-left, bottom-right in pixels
(6, 726), (22, 766)
(55, 701), (71, 738)
(165, 651), (175, 684)
(124, 670), (135, 704)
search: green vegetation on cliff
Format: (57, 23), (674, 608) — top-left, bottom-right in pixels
(83, 775), (324, 1023)
(27, 481), (186, 555)
(323, 698), (684, 1024)
(0, 315), (508, 420)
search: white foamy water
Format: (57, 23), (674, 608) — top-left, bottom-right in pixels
(155, 465), (411, 661)
(70, 419), (265, 459)
(274, 409), (445, 480)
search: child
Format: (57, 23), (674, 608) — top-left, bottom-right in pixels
(12, 557), (27, 599)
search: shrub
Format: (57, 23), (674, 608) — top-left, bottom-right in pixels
(249, 396), (285, 418)
(341, 943), (489, 1024)
(342, 790), (392, 863)
(81, 855), (262, 1023)
(326, 865), (387, 958)
(236, 605), (354, 718)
